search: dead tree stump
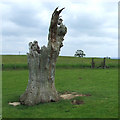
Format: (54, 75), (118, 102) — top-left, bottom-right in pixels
(20, 7), (67, 106)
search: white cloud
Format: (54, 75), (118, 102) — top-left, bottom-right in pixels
(1, 0), (118, 58)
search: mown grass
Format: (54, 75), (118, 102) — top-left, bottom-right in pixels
(2, 68), (118, 118)
(1, 55), (119, 70)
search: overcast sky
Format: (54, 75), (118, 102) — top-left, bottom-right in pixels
(1, 0), (119, 58)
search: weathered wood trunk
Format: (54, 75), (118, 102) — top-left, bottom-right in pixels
(20, 7), (67, 106)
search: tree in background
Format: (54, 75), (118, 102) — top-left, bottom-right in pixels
(74, 50), (86, 57)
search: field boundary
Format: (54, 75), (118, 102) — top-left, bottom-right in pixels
(2, 63), (119, 70)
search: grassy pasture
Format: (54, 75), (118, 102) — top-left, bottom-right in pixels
(2, 55), (119, 69)
(2, 55), (118, 118)
(2, 68), (118, 118)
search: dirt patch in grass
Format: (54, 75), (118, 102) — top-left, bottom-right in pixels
(79, 77), (82, 80)
(8, 92), (91, 106)
(60, 92), (91, 100)
(71, 100), (84, 105)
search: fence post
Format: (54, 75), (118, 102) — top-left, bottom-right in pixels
(91, 58), (95, 68)
(2, 64), (3, 70)
(102, 57), (106, 69)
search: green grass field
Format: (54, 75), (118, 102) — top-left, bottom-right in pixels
(1, 55), (119, 69)
(2, 55), (118, 118)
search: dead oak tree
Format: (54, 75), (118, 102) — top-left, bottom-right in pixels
(20, 7), (67, 106)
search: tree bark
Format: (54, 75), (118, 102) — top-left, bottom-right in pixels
(20, 7), (67, 106)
